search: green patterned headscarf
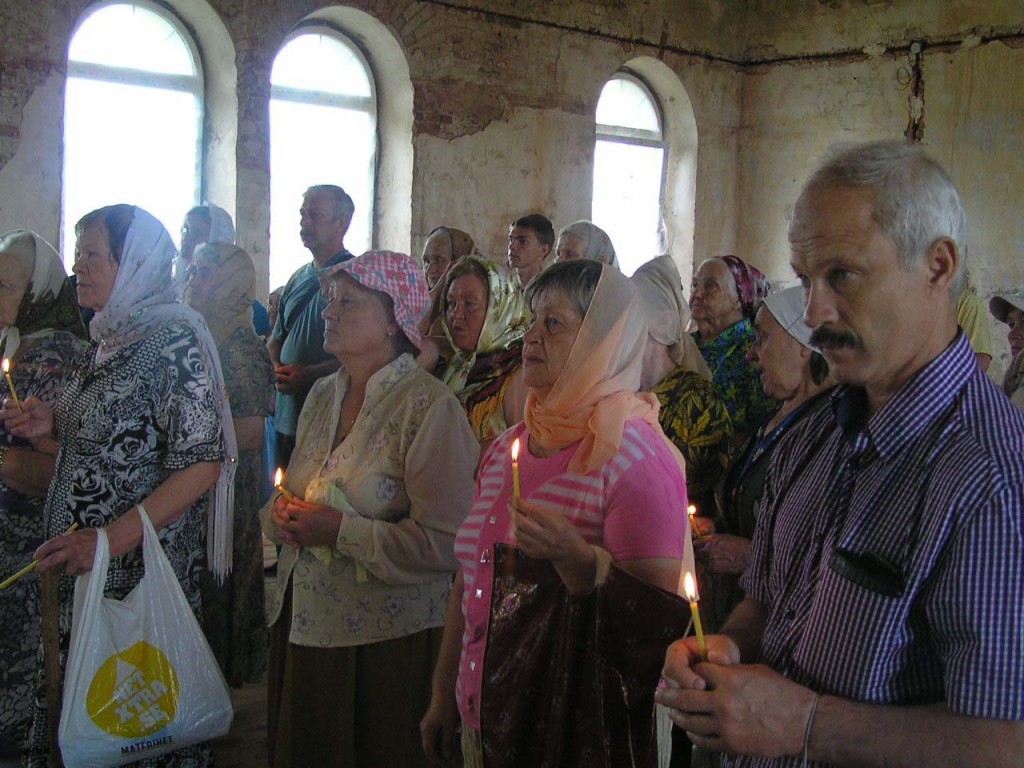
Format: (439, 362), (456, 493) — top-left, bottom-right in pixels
(440, 255), (528, 392)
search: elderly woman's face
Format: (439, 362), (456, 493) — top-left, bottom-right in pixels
(690, 259), (742, 340)
(422, 233), (453, 289)
(73, 225), (119, 312)
(554, 233), (585, 263)
(446, 272), (488, 353)
(1006, 308), (1024, 358)
(321, 272), (397, 361)
(522, 288), (584, 398)
(0, 249), (32, 328)
(186, 258), (217, 310)
(748, 306), (807, 401)
(180, 212), (210, 264)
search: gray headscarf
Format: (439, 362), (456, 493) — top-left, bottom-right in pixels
(559, 221), (619, 269)
(631, 254), (711, 379)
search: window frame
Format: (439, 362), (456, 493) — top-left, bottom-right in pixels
(63, 0), (204, 258)
(268, 22), (379, 285)
(596, 71), (665, 145)
(270, 22), (378, 197)
(593, 70), (670, 273)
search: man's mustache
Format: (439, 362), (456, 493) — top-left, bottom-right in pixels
(810, 325), (863, 350)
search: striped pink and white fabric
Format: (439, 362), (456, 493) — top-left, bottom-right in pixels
(454, 418), (687, 729)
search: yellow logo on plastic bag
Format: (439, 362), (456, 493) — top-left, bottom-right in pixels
(86, 641), (179, 737)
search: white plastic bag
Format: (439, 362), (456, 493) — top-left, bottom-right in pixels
(58, 509), (233, 767)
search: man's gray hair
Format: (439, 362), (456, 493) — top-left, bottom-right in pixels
(792, 140), (967, 296)
(304, 184), (355, 225)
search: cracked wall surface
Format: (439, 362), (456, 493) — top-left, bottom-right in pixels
(0, 0), (1021, 370)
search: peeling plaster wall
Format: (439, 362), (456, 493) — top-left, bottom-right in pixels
(406, 7), (742, 278)
(741, 0), (1022, 60)
(0, 1), (83, 244)
(0, 0), (745, 296)
(0, 0), (1021, 377)
(737, 6), (1024, 376)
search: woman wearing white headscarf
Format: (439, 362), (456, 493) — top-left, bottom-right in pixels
(698, 286), (833, 631)
(554, 220), (619, 269)
(175, 201), (236, 295)
(632, 254), (732, 515)
(4, 204), (236, 768)
(187, 241), (274, 687)
(0, 231), (88, 755)
(423, 260), (691, 767)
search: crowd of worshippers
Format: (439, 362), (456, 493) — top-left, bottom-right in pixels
(0, 137), (1021, 768)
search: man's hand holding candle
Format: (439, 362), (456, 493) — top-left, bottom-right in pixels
(657, 643), (818, 759)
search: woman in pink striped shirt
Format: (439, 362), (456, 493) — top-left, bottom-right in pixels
(421, 259), (690, 767)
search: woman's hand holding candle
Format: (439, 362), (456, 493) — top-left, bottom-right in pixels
(512, 497), (597, 594)
(0, 522), (80, 588)
(271, 495), (343, 548)
(274, 467), (296, 501)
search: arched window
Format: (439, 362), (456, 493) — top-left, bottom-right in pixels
(592, 74), (666, 276)
(269, 27), (376, 288)
(63, 1), (203, 266)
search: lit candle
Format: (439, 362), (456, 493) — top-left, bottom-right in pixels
(274, 467), (296, 502)
(687, 504), (698, 536)
(682, 571), (708, 662)
(510, 437), (521, 500)
(2, 358), (20, 409)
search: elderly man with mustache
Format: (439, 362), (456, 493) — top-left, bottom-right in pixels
(658, 140), (1024, 767)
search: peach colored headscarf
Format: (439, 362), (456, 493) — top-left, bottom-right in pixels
(524, 265), (686, 476)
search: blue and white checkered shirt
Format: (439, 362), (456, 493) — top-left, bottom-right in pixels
(731, 333), (1024, 768)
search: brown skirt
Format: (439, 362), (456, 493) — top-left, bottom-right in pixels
(268, 591), (443, 768)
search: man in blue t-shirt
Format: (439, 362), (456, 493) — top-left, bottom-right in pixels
(268, 184), (354, 467)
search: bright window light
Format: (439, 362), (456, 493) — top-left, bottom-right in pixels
(271, 33), (370, 96)
(269, 30), (376, 290)
(592, 74), (666, 276)
(62, 1), (202, 267)
(68, 3), (196, 74)
(595, 78), (660, 134)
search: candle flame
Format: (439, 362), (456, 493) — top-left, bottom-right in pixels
(511, 437), (520, 462)
(274, 467), (284, 487)
(683, 571), (698, 603)
(687, 504), (697, 516)
(1, 358), (8, 374)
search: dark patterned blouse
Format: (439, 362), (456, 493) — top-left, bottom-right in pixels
(25, 321), (224, 768)
(0, 332), (88, 751)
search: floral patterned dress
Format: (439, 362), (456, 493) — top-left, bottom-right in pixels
(25, 322), (224, 768)
(199, 326), (274, 687)
(0, 333), (88, 754)
(652, 365), (733, 514)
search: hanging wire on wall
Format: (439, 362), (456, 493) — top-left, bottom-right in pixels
(897, 42), (925, 143)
